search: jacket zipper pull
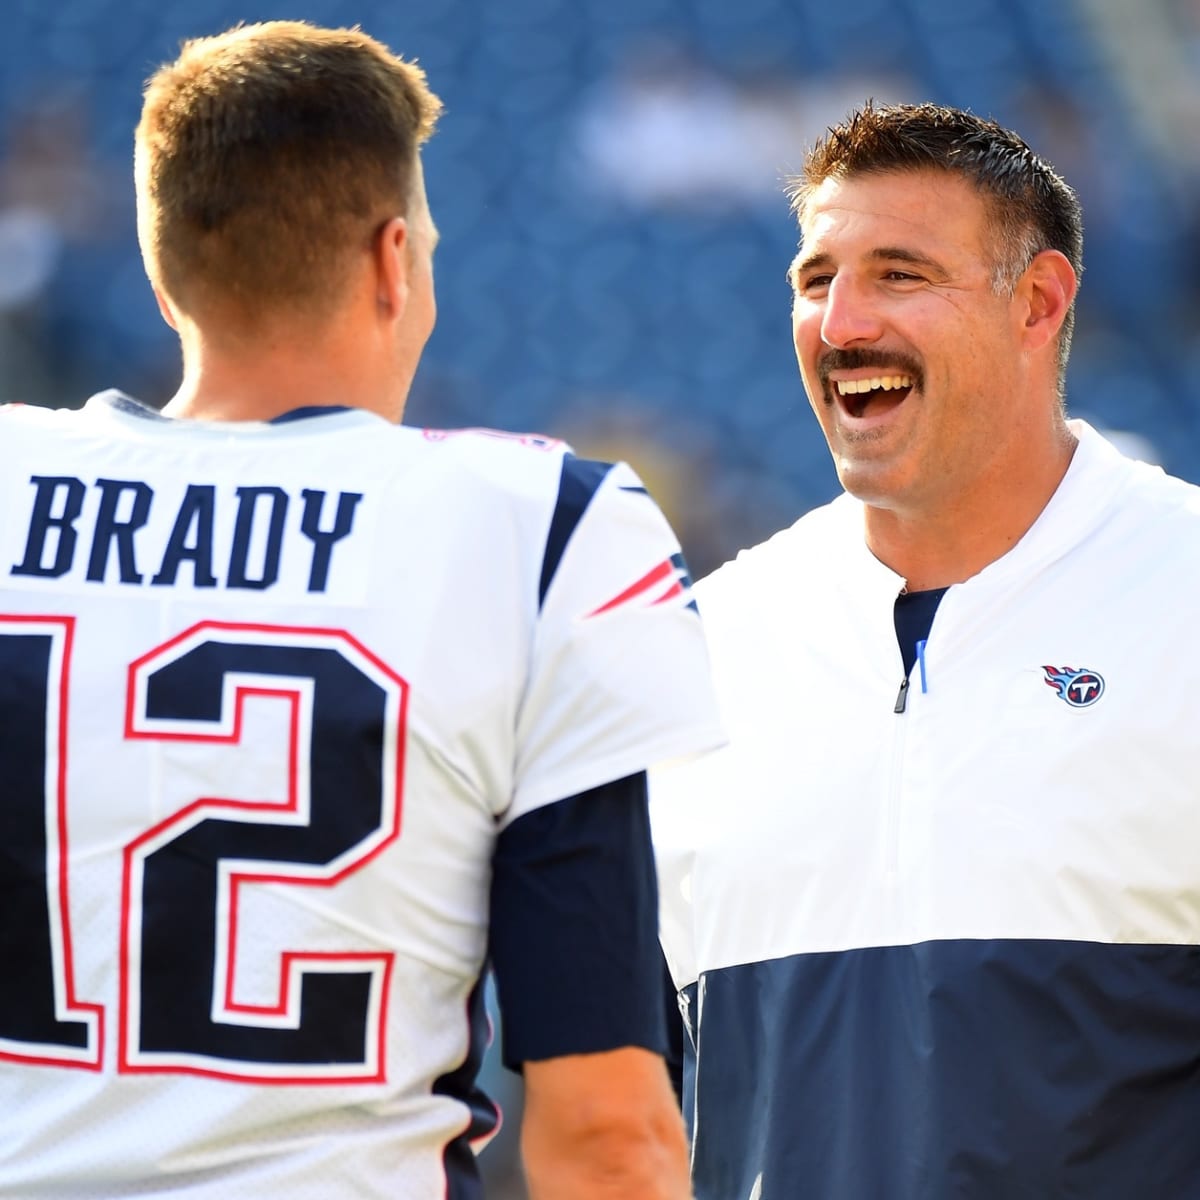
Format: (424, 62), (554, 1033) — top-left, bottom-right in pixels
(894, 676), (910, 713)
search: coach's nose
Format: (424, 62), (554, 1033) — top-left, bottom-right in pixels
(819, 274), (885, 348)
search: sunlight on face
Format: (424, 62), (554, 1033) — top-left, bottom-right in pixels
(790, 169), (1027, 514)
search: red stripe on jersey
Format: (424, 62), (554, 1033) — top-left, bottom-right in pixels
(588, 560), (674, 617)
(652, 580), (685, 605)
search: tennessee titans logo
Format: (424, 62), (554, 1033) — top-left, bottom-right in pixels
(1041, 666), (1105, 708)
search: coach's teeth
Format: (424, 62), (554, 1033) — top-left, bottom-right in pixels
(836, 374), (913, 396)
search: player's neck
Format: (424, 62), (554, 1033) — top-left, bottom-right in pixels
(162, 317), (410, 425)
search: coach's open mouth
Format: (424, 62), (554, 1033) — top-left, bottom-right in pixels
(835, 374), (914, 419)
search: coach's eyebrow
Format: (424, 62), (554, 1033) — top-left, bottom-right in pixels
(790, 246), (948, 287)
(869, 246), (947, 276)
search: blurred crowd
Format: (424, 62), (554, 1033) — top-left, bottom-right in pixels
(6, 0), (1200, 584)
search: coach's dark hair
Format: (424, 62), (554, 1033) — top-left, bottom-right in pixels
(136, 20), (442, 328)
(787, 101), (1084, 393)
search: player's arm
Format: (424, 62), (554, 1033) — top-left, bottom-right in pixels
(489, 772), (692, 1200)
(522, 1047), (688, 1200)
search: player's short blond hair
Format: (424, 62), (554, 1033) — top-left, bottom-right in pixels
(135, 21), (442, 324)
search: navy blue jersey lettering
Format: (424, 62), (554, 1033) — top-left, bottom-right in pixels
(227, 487), (288, 590)
(151, 485), (219, 587)
(132, 635), (394, 1073)
(299, 489), (362, 592)
(0, 618), (102, 1068)
(87, 479), (154, 584)
(11, 477), (87, 579)
(11, 477), (362, 594)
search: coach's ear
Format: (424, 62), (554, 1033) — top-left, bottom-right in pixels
(1019, 248), (1076, 353)
(151, 284), (180, 332)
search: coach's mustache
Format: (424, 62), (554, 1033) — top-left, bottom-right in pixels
(818, 348), (924, 396)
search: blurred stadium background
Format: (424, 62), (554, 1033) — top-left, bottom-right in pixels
(5, 0), (1200, 1193)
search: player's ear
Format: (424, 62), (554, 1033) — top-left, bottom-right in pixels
(1019, 249), (1076, 354)
(373, 216), (410, 320)
(151, 284), (180, 332)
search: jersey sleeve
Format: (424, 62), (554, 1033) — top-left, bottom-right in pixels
(488, 773), (665, 1067)
(510, 455), (726, 825)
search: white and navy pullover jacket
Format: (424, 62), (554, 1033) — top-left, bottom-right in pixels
(652, 421), (1200, 1200)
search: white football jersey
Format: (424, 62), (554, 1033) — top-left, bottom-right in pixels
(0, 392), (725, 1199)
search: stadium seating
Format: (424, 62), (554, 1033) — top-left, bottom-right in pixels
(2, 0), (1196, 572)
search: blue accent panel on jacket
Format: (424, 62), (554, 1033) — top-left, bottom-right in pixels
(687, 939), (1200, 1199)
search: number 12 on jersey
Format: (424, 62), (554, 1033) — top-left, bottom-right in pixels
(0, 616), (408, 1085)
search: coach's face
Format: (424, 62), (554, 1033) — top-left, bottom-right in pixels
(789, 168), (1034, 518)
